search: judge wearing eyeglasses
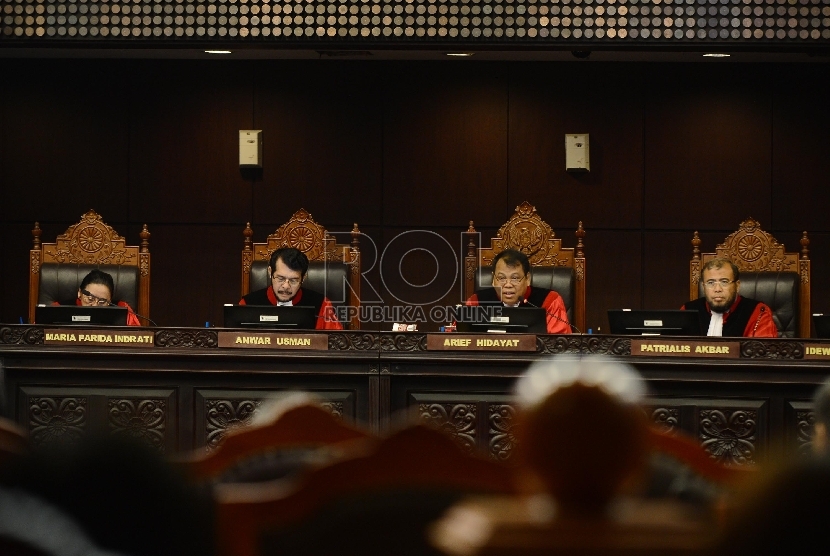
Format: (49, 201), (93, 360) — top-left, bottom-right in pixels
(51, 269), (141, 326)
(239, 247), (342, 330)
(465, 248), (571, 334)
(682, 258), (777, 337)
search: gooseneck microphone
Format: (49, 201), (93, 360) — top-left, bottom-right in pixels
(522, 297), (582, 334)
(109, 302), (158, 327)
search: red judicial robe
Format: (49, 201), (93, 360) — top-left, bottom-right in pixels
(466, 286), (571, 334)
(681, 295), (777, 338)
(239, 286), (343, 330)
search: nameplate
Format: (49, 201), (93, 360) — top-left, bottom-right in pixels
(427, 334), (536, 352)
(631, 339), (739, 358)
(804, 344), (830, 359)
(44, 329), (155, 347)
(218, 332), (328, 350)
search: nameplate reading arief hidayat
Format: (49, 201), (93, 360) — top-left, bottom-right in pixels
(804, 344), (830, 360)
(427, 334), (536, 352)
(631, 339), (739, 358)
(218, 332), (328, 350)
(44, 329), (155, 347)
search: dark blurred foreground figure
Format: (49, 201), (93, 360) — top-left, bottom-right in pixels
(431, 355), (724, 556)
(0, 434), (214, 556)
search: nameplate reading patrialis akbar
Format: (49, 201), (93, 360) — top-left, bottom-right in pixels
(217, 332), (328, 350)
(631, 339), (739, 359)
(44, 329), (155, 347)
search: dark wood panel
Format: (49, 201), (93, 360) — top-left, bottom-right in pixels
(644, 64), (772, 230)
(0, 59), (129, 224)
(508, 63), (645, 229)
(771, 65), (830, 233)
(587, 230), (642, 333)
(252, 61), (383, 228)
(148, 224), (241, 328)
(383, 62), (509, 228)
(128, 60), (254, 224)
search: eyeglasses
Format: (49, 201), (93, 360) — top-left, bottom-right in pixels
(493, 275), (527, 286)
(703, 279), (736, 289)
(80, 289), (111, 306)
(272, 275), (301, 287)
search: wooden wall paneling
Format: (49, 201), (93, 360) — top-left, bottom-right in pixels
(382, 62), (509, 228)
(641, 230), (711, 313)
(148, 224), (241, 328)
(507, 62), (646, 229)
(0, 59), (130, 224)
(644, 64), (773, 231)
(0, 223), (35, 325)
(376, 226), (470, 332)
(252, 61), (384, 228)
(587, 230), (642, 334)
(128, 60), (255, 225)
(771, 65), (830, 233)
(784, 400), (815, 459)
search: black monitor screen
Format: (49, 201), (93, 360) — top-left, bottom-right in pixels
(607, 309), (701, 336)
(223, 305), (318, 330)
(456, 306), (547, 334)
(35, 305), (129, 326)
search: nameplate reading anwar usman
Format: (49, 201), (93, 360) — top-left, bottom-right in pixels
(427, 334), (536, 352)
(44, 329), (155, 347)
(218, 332), (328, 350)
(631, 339), (739, 359)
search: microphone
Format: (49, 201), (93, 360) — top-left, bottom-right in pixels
(109, 302), (158, 327)
(522, 297), (582, 334)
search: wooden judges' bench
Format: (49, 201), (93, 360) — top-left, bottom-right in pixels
(0, 325), (828, 465)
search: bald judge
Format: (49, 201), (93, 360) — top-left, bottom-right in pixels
(682, 258), (777, 338)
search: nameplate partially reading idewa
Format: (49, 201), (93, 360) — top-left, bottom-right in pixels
(427, 334), (536, 352)
(218, 332), (328, 350)
(44, 329), (155, 347)
(631, 339), (739, 358)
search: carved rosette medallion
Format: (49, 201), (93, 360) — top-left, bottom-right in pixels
(205, 399), (262, 451)
(700, 409), (757, 466)
(715, 218), (795, 273)
(256, 209), (340, 264)
(489, 404), (516, 461)
(109, 399), (166, 452)
(649, 407), (680, 435)
(796, 410), (814, 456)
(44, 210), (136, 265)
(419, 403), (477, 453)
(29, 397), (87, 447)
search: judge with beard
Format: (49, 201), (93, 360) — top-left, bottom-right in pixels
(682, 258), (777, 337)
(239, 247), (342, 330)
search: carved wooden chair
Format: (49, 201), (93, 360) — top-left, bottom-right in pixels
(215, 424), (518, 556)
(690, 218), (810, 338)
(242, 209), (361, 330)
(464, 201), (586, 333)
(28, 210), (150, 324)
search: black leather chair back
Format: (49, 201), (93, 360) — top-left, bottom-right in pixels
(476, 266), (576, 323)
(698, 271), (799, 338)
(38, 264), (139, 309)
(250, 261), (350, 307)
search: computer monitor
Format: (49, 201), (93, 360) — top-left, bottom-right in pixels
(813, 314), (830, 339)
(607, 309), (701, 336)
(223, 304), (319, 330)
(35, 305), (129, 326)
(456, 306), (547, 334)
